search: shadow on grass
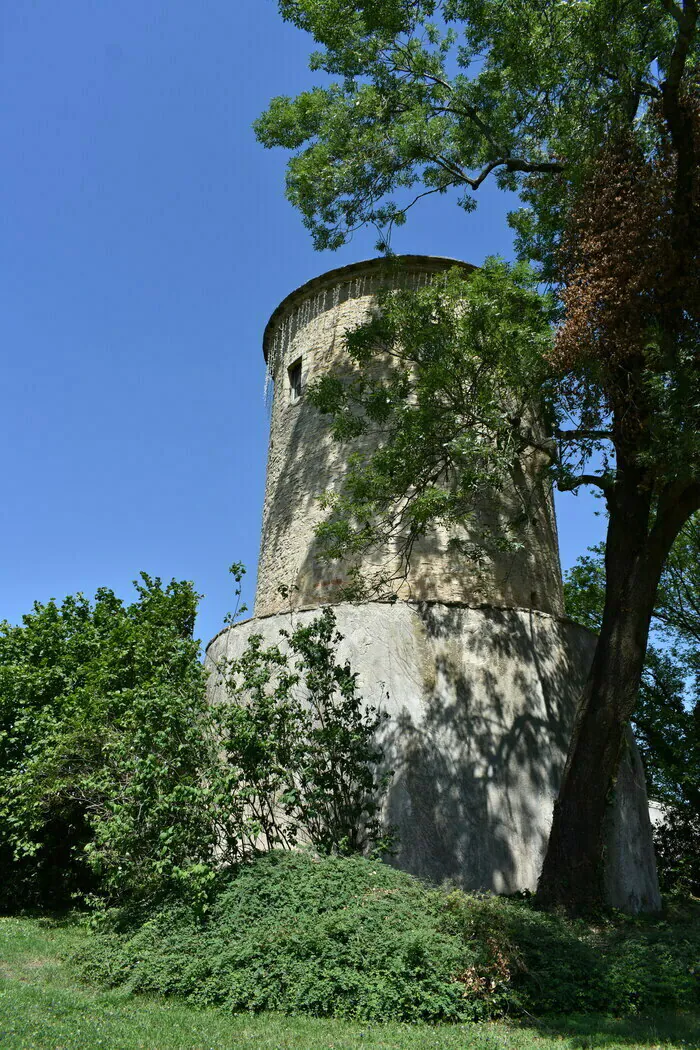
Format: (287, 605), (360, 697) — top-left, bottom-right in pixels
(523, 1011), (700, 1050)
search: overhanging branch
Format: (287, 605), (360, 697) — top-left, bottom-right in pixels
(469, 157), (565, 191)
(557, 473), (613, 494)
(427, 153), (564, 191)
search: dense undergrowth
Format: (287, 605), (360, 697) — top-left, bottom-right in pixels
(77, 851), (700, 1024)
(3, 915), (698, 1050)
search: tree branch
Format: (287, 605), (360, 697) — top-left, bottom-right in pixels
(661, 0), (698, 123)
(479, 156), (566, 188)
(557, 473), (613, 494)
(602, 67), (661, 100)
(430, 155), (565, 192)
(660, 0), (687, 27)
(389, 50), (565, 188)
(389, 59), (504, 153)
(648, 480), (700, 569)
(428, 152), (474, 185)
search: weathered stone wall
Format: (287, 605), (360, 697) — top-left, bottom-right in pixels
(206, 603), (660, 911)
(256, 256), (564, 619)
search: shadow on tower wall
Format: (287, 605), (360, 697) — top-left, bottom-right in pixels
(377, 604), (593, 893)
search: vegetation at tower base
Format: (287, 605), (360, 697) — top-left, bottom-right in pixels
(256, 0), (700, 910)
(565, 515), (700, 897)
(0, 575), (218, 910)
(77, 850), (700, 1024)
(0, 578), (391, 911)
(214, 606), (395, 859)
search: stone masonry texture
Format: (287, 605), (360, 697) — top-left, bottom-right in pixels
(255, 256), (564, 619)
(206, 603), (660, 911)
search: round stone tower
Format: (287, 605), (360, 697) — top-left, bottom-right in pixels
(206, 255), (660, 911)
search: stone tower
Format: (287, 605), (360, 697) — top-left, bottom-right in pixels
(206, 255), (660, 910)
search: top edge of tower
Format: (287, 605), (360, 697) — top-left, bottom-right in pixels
(262, 254), (475, 361)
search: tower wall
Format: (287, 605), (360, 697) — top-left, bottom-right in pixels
(206, 603), (660, 911)
(256, 256), (563, 619)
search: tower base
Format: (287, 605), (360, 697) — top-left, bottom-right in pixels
(205, 601), (660, 912)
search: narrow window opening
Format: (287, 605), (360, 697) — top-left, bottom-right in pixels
(288, 357), (303, 402)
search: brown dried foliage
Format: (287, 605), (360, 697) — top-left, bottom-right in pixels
(553, 88), (700, 374)
(454, 935), (515, 1000)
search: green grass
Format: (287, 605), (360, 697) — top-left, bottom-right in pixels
(0, 916), (698, 1050)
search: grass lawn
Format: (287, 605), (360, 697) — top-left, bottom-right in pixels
(0, 916), (698, 1050)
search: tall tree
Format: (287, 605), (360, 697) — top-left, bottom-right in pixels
(256, 0), (700, 908)
(565, 521), (700, 893)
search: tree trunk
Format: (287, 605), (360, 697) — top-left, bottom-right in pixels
(537, 476), (666, 911)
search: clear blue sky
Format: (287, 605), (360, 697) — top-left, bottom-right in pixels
(1, 0), (604, 647)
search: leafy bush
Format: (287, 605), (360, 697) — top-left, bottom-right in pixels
(216, 607), (393, 858)
(0, 579), (392, 911)
(77, 851), (700, 1023)
(79, 852), (476, 1022)
(654, 806), (700, 896)
(0, 576), (217, 910)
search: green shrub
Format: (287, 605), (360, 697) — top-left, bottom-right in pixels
(0, 577), (392, 911)
(77, 851), (700, 1023)
(0, 576), (217, 910)
(216, 606), (394, 858)
(655, 806), (700, 896)
(79, 852), (469, 1022)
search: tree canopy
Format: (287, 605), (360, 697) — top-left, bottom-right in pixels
(256, 0), (696, 260)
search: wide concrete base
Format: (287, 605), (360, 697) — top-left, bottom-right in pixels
(205, 601), (660, 912)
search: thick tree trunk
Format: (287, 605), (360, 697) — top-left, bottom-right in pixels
(538, 476), (669, 911)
